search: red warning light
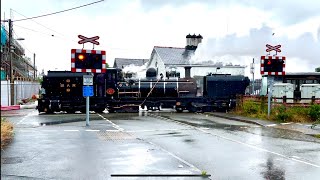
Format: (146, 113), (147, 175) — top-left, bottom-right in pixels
(267, 60), (271, 65)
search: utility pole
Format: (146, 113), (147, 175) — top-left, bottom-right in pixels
(8, 19), (15, 105)
(33, 53), (36, 80)
(250, 58), (255, 95)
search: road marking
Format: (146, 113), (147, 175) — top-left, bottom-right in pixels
(42, 130), (58, 132)
(85, 129), (100, 132)
(154, 114), (320, 168)
(280, 122), (293, 125)
(106, 130), (121, 132)
(16, 111), (37, 124)
(147, 141), (199, 171)
(196, 129), (320, 168)
(296, 123), (303, 125)
(97, 113), (123, 131)
(266, 124), (277, 127)
(64, 130), (79, 132)
(126, 128), (190, 133)
(252, 125), (261, 128)
(292, 156), (301, 159)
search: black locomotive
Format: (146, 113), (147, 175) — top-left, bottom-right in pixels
(37, 67), (249, 113)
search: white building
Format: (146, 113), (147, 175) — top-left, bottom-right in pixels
(146, 34), (246, 78)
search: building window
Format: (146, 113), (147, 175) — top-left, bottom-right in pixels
(166, 71), (180, 78)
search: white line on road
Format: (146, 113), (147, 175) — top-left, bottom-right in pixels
(42, 130), (58, 132)
(85, 129), (100, 132)
(106, 130), (120, 132)
(64, 130), (79, 132)
(16, 111), (37, 125)
(126, 128), (190, 133)
(97, 114), (123, 131)
(147, 141), (200, 172)
(280, 122), (293, 125)
(154, 114), (320, 168)
(296, 123), (303, 125)
(292, 156), (301, 159)
(197, 128), (320, 168)
(266, 124), (277, 127)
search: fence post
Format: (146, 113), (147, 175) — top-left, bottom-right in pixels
(283, 96), (287, 104)
(236, 95), (240, 112)
(311, 96), (315, 105)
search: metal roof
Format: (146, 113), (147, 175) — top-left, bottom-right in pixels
(113, 58), (149, 68)
(285, 72), (320, 76)
(154, 46), (195, 65)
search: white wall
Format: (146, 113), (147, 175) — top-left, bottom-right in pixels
(1, 80), (41, 106)
(171, 66), (245, 78)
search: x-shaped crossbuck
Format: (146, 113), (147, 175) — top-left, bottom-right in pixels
(266, 44), (281, 53)
(78, 35), (100, 45)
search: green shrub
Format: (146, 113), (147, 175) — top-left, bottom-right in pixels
(273, 105), (292, 122)
(308, 104), (320, 121)
(243, 100), (259, 115)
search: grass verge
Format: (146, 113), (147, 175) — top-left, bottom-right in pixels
(1, 118), (14, 149)
(234, 99), (320, 123)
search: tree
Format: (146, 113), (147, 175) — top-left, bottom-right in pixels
(316, 67), (320, 72)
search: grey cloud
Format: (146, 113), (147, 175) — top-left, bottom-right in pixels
(192, 25), (320, 70)
(139, 0), (320, 25)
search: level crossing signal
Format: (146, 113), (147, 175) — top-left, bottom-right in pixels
(71, 49), (106, 73)
(260, 56), (286, 76)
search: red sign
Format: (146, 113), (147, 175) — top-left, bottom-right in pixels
(266, 44), (281, 53)
(260, 56), (286, 76)
(78, 35), (100, 45)
(71, 49), (106, 73)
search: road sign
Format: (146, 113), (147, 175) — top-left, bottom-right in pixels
(83, 86), (93, 97)
(71, 49), (106, 73)
(266, 44), (281, 54)
(83, 75), (93, 85)
(260, 56), (286, 76)
(78, 35), (100, 45)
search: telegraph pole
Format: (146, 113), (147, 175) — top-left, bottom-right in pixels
(33, 53), (36, 80)
(8, 19), (15, 105)
(250, 58), (255, 95)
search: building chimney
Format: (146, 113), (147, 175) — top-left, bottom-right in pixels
(185, 34), (203, 50)
(184, 66), (191, 78)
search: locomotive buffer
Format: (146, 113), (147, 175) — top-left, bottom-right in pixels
(83, 74), (94, 126)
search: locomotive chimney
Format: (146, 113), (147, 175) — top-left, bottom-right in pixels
(184, 66), (191, 78)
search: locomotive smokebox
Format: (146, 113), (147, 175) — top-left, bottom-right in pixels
(184, 66), (191, 78)
(146, 67), (157, 78)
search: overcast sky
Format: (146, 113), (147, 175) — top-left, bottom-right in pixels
(1, 0), (319, 77)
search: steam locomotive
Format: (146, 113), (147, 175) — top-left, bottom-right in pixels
(37, 67), (249, 113)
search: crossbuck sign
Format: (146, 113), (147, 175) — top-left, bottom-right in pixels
(78, 35), (100, 45)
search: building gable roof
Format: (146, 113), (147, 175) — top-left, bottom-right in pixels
(113, 58), (149, 68)
(154, 46), (195, 65)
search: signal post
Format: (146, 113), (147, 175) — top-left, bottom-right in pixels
(260, 44), (286, 118)
(71, 35), (106, 126)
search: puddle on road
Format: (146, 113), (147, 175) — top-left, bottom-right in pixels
(158, 115), (320, 143)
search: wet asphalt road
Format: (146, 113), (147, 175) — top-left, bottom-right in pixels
(1, 109), (320, 179)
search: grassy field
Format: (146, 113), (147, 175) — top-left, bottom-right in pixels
(1, 118), (14, 149)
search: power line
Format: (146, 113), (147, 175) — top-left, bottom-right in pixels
(12, 0), (104, 22)
(13, 24), (78, 43)
(12, 9), (66, 38)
